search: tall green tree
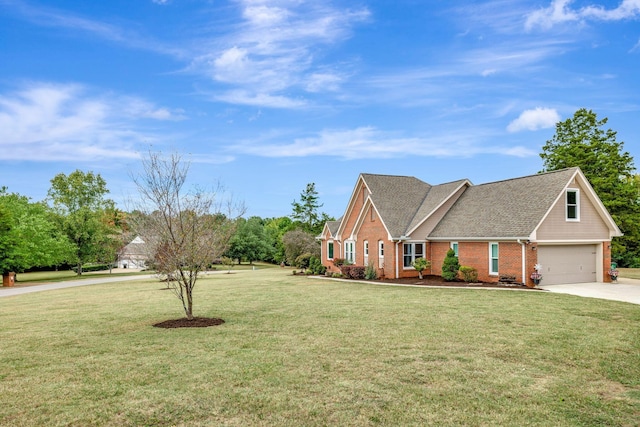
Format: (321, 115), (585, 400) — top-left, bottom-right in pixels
(48, 170), (115, 275)
(291, 183), (322, 234)
(263, 216), (295, 263)
(0, 188), (72, 278)
(291, 183), (334, 235)
(540, 108), (640, 266)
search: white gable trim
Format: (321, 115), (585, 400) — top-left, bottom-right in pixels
(531, 168), (622, 239)
(336, 174), (370, 239)
(351, 196), (393, 241)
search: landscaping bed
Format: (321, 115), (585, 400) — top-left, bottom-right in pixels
(348, 274), (536, 289)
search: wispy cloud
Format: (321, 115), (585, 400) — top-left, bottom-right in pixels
(2, 0), (185, 57)
(355, 38), (570, 110)
(0, 82), (181, 161)
(190, 0), (370, 108)
(507, 107), (560, 132)
(228, 126), (537, 160)
(526, 0), (640, 31)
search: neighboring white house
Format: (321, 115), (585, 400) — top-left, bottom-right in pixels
(117, 236), (148, 269)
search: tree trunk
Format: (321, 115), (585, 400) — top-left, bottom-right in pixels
(77, 262), (83, 276)
(186, 290), (194, 320)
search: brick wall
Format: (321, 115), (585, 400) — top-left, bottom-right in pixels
(499, 242), (523, 282)
(322, 238), (341, 274)
(525, 244), (539, 287)
(457, 242), (490, 282)
(357, 205), (393, 278)
(603, 241), (612, 283)
(431, 241), (531, 284)
(430, 242), (450, 276)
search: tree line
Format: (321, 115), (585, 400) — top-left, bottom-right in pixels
(0, 161), (333, 280)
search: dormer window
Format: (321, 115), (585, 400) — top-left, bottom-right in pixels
(566, 189), (579, 221)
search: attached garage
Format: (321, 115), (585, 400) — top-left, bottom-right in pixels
(537, 245), (598, 285)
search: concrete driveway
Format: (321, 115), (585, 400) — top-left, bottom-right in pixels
(539, 277), (640, 305)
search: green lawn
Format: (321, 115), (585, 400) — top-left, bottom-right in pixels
(1, 269), (638, 426)
(619, 268), (640, 280)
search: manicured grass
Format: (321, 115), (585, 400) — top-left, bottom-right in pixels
(1, 269), (638, 426)
(619, 268), (640, 280)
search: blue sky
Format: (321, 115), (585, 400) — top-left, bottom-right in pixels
(1, 0), (639, 219)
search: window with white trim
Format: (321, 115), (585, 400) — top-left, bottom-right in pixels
(489, 242), (499, 275)
(327, 241), (334, 260)
(378, 240), (384, 268)
(363, 240), (369, 266)
(345, 241), (355, 264)
(403, 242), (424, 268)
(451, 242), (459, 257)
(566, 189), (580, 221)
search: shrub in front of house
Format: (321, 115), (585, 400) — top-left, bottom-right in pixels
(364, 262), (378, 280)
(308, 256), (327, 275)
(340, 265), (366, 280)
(459, 266), (478, 282)
(412, 257), (430, 279)
(294, 253), (312, 271)
(442, 249), (460, 281)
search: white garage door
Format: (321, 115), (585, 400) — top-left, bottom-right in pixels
(537, 245), (597, 285)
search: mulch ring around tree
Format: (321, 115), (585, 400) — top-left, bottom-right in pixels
(153, 317), (225, 328)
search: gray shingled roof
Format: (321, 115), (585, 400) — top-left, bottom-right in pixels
(429, 168), (578, 238)
(326, 220), (341, 237)
(360, 174), (470, 238)
(406, 179), (469, 232)
(361, 174), (432, 237)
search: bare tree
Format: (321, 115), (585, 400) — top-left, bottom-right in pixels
(131, 151), (244, 320)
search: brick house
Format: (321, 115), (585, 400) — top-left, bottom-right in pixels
(319, 168), (622, 287)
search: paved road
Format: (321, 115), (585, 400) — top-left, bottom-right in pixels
(0, 269), (251, 298)
(539, 277), (640, 305)
(0, 274), (157, 298)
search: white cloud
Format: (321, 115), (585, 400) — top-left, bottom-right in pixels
(0, 82), (179, 161)
(526, 0), (640, 30)
(242, 5), (289, 26)
(305, 72), (344, 92)
(229, 126), (537, 160)
(507, 107), (560, 132)
(190, 1), (370, 108)
(4, 1), (184, 57)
